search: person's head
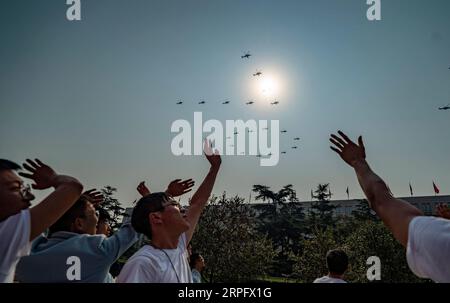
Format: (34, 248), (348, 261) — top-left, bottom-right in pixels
(326, 249), (348, 277)
(131, 192), (190, 240)
(49, 197), (99, 235)
(190, 253), (205, 271)
(0, 159), (35, 221)
(96, 208), (112, 237)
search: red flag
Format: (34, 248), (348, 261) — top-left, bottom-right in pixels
(433, 181), (440, 195)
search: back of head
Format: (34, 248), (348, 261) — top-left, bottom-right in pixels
(131, 192), (170, 239)
(48, 197), (89, 235)
(190, 253), (201, 269)
(0, 159), (21, 172)
(326, 249), (348, 275)
(97, 208), (111, 223)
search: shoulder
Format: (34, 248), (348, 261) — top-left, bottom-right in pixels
(0, 209), (30, 229)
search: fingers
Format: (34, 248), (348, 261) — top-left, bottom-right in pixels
(34, 159), (46, 167)
(330, 146), (341, 155)
(337, 130), (354, 145)
(18, 172), (34, 179)
(25, 159), (40, 170)
(358, 136), (365, 149)
(203, 139), (213, 156)
(83, 188), (97, 195)
(22, 163), (36, 173)
(330, 134), (346, 148)
(181, 179), (194, 186)
(329, 137), (344, 150)
(170, 179), (182, 184)
(182, 189), (193, 194)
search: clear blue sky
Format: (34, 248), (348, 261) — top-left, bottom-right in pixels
(1, 0), (449, 207)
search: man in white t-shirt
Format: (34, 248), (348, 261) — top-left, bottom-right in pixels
(0, 159), (83, 283)
(118, 141), (221, 283)
(330, 131), (450, 282)
(314, 249), (348, 283)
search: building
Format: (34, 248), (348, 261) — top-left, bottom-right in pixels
(250, 195), (450, 217)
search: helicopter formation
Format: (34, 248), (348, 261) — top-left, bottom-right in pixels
(174, 51), (300, 158)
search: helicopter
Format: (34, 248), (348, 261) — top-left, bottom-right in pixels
(253, 70), (262, 77)
(281, 130), (287, 134)
(294, 137), (300, 141)
(199, 100), (206, 105)
(246, 101), (255, 105)
(176, 100), (183, 105)
(438, 104), (450, 110)
(241, 52), (252, 59)
(222, 100), (230, 105)
(271, 101), (279, 105)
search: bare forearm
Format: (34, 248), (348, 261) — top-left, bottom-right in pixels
(185, 166), (220, 243)
(353, 159), (423, 246)
(190, 167), (220, 208)
(353, 159), (390, 207)
(29, 176), (83, 240)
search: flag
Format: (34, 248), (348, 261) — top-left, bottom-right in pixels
(409, 183), (413, 196)
(433, 181), (440, 195)
(346, 187), (349, 200)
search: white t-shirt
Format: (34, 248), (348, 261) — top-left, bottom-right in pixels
(406, 216), (450, 283)
(118, 233), (192, 283)
(313, 276), (347, 283)
(0, 210), (31, 283)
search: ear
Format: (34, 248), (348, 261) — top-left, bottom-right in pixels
(73, 217), (85, 231)
(149, 212), (163, 225)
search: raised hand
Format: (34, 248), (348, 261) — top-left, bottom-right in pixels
(82, 189), (104, 205)
(19, 159), (58, 190)
(330, 131), (366, 167)
(137, 181), (151, 197)
(203, 140), (221, 169)
(166, 179), (195, 197)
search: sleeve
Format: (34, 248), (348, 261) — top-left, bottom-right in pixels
(117, 257), (159, 283)
(406, 216), (450, 283)
(97, 222), (138, 262)
(0, 210), (31, 280)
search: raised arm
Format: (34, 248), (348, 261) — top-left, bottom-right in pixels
(19, 159), (83, 240)
(330, 131), (423, 247)
(185, 141), (221, 244)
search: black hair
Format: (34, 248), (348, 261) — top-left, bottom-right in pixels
(0, 159), (21, 171)
(326, 249), (348, 275)
(48, 197), (90, 234)
(131, 192), (170, 239)
(190, 253), (202, 269)
(97, 208), (111, 223)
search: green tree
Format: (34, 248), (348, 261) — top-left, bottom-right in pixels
(351, 199), (378, 222)
(98, 186), (127, 232)
(252, 184), (305, 276)
(191, 194), (275, 283)
(308, 183), (336, 230)
(343, 220), (426, 283)
(292, 227), (339, 283)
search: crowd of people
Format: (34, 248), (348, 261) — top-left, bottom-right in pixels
(1, 133), (449, 283)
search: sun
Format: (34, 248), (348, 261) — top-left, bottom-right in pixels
(259, 75), (279, 98)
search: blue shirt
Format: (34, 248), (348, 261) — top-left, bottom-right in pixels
(15, 223), (137, 283)
(192, 269), (202, 283)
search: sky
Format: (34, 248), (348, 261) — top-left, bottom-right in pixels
(1, 0), (450, 207)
